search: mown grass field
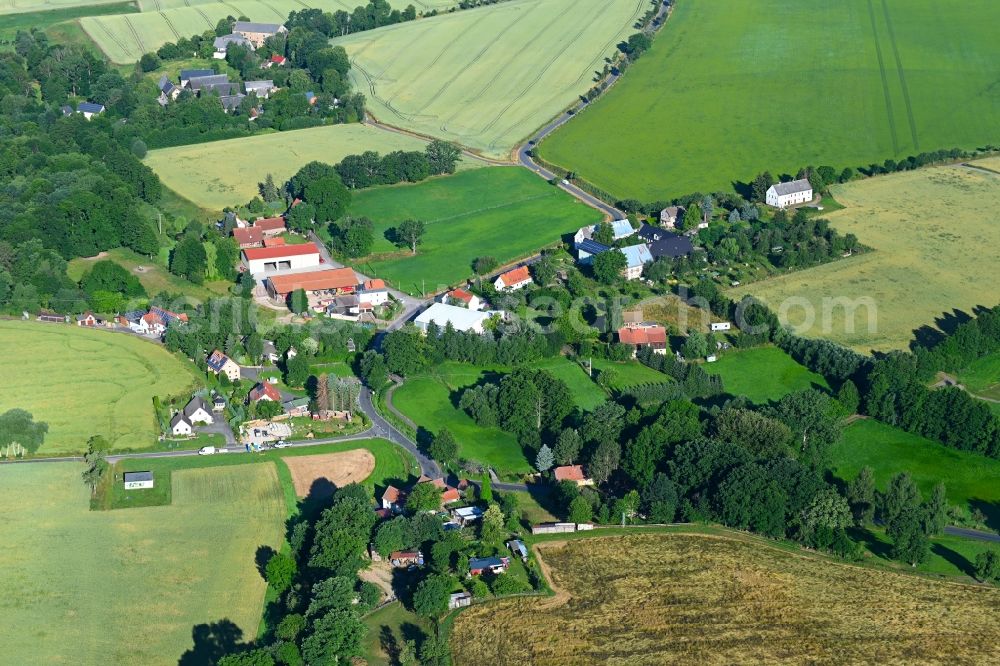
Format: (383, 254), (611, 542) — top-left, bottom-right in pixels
(589, 356), (672, 392)
(742, 162), (1000, 351)
(391, 362), (530, 474)
(706, 346), (830, 404)
(531, 356), (607, 411)
(333, 0), (647, 158)
(144, 124), (468, 211)
(957, 349), (1000, 402)
(0, 462), (287, 665)
(67, 247), (231, 302)
(539, 0), (1000, 200)
(0, 320), (201, 455)
(80, 0), (454, 63)
(348, 168), (601, 294)
(830, 418), (1000, 529)
(451, 533), (1000, 664)
(0, 1), (135, 43)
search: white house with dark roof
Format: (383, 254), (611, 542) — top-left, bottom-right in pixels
(170, 413), (193, 436)
(765, 179), (813, 208)
(213, 33), (252, 58)
(244, 80), (275, 98)
(183, 397), (214, 425)
(123, 471), (154, 490)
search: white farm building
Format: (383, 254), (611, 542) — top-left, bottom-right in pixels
(765, 179), (813, 208)
(242, 243), (321, 277)
(414, 302), (496, 334)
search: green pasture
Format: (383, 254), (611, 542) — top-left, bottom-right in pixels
(539, 0), (1000, 200)
(0, 320), (202, 455)
(145, 124), (466, 211)
(0, 462), (286, 665)
(829, 418), (1000, 528)
(348, 167), (601, 294)
(706, 346), (829, 404)
(743, 162), (1000, 351)
(0, 0), (129, 15)
(391, 362), (531, 474)
(81, 0), (452, 63)
(334, 0), (647, 158)
(530, 355), (607, 411)
(589, 356), (672, 392)
(0, 1), (135, 43)
(957, 350), (1000, 402)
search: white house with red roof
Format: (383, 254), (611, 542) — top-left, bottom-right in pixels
(439, 288), (482, 311)
(249, 381), (281, 402)
(358, 278), (389, 307)
(617, 323), (668, 356)
(493, 266), (532, 291)
(242, 242), (320, 275)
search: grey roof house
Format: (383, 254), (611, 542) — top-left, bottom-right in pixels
(637, 223), (694, 259)
(180, 69), (215, 86)
(244, 80), (274, 98)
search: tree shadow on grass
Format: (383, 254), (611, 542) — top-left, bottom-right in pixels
(847, 527), (892, 560)
(177, 618), (245, 666)
(255, 545), (276, 578)
(931, 543), (976, 577)
(969, 499), (1000, 532)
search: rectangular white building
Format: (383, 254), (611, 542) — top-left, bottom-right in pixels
(242, 242), (321, 276)
(765, 179), (813, 208)
(414, 302), (494, 334)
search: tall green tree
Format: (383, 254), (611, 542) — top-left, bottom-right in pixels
(304, 175), (351, 223)
(412, 573), (455, 619)
(428, 428), (458, 465)
(535, 443), (554, 473)
(846, 466), (876, 526)
(81, 435), (108, 496)
(0, 409), (48, 457)
(425, 140), (461, 174)
(591, 249), (626, 284)
(554, 427), (582, 465)
(394, 219), (425, 254)
(888, 505), (930, 566)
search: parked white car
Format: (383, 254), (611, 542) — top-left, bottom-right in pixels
(273, 440), (291, 449)
(198, 446), (216, 455)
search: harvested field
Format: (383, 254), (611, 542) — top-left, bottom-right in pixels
(740, 161), (1000, 351)
(451, 533), (1000, 665)
(283, 449), (376, 497)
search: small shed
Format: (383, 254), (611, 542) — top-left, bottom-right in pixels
(123, 471), (154, 490)
(449, 591), (472, 610)
(507, 539), (528, 561)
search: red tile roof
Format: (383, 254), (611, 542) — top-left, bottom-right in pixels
(618, 324), (668, 347)
(382, 486), (403, 503)
(242, 242), (319, 261)
(497, 265), (531, 287)
(364, 278), (386, 290)
(448, 288), (474, 303)
(252, 216), (285, 232)
(553, 465), (587, 482)
(267, 267), (358, 296)
(249, 381), (281, 402)
(233, 227), (264, 246)
(270, 54), (286, 64)
(263, 236), (286, 247)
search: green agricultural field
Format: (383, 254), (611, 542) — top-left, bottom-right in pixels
(0, 320), (201, 455)
(0, 1), (135, 43)
(81, 0), (452, 63)
(539, 0), (1000, 200)
(390, 362), (531, 474)
(0, 0), (128, 15)
(829, 419), (1000, 528)
(706, 346), (829, 404)
(0, 463), (287, 665)
(144, 123), (467, 211)
(741, 162), (1000, 351)
(333, 0), (648, 158)
(589, 357), (672, 392)
(348, 167), (601, 294)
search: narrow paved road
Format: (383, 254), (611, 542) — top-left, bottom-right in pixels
(944, 526), (1000, 543)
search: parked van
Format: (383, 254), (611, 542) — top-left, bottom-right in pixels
(198, 446), (216, 456)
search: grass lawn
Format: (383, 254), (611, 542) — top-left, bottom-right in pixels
(829, 419), (1000, 529)
(0, 462), (287, 665)
(334, 0), (647, 158)
(145, 123), (476, 212)
(99, 438), (418, 511)
(391, 362), (530, 474)
(956, 350), (1000, 401)
(451, 533), (1000, 664)
(734, 162), (1000, 353)
(67, 247), (231, 302)
(530, 356), (607, 411)
(706, 346), (829, 404)
(0, 320), (202, 455)
(512, 489), (558, 526)
(589, 357), (671, 391)
(539, 0), (1000, 200)
(347, 168), (602, 295)
(850, 527), (999, 580)
(362, 601), (434, 666)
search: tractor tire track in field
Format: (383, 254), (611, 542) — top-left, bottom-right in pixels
(866, 0), (899, 155)
(491, 0), (647, 149)
(475, 0), (609, 146)
(880, 0), (919, 151)
(433, 2), (545, 125)
(258, 0), (287, 21)
(122, 15), (146, 56)
(161, 12), (183, 41)
(352, 23), (441, 121)
(92, 19), (132, 61)
(193, 4), (214, 28)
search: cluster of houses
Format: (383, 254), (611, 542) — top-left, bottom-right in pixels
(38, 305), (189, 338)
(168, 394), (224, 437)
(574, 217), (694, 281)
(158, 67), (278, 113)
(230, 217), (393, 319)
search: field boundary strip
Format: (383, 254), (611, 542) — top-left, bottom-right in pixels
(880, 0), (919, 151)
(865, 0), (899, 154)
